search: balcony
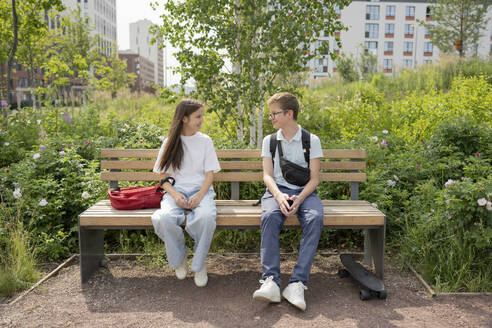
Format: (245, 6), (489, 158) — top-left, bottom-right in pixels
(403, 51), (413, 56)
(385, 33), (394, 38)
(405, 16), (415, 21)
(384, 69), (392, 73)
(384, 51), (393, 56)
(404, 34), (414, 38)
(385, 16), (395, 20)
(426, 17), (433, 21)
(424, 52), (433, 57)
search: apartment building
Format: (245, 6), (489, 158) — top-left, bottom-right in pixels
(310, 0), (492, 79)
(129, 19), (164, 87)
(118, 50), (155, 92)
(63, 0), (117, 56)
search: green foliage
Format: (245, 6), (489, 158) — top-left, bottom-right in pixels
(152, 0), (350, 146)
(91, 55), (136, 98)
(336, 52), (359, 82)
(0, 203), (40, 297)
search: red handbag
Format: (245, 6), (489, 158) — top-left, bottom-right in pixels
(108, 184), (164, 210)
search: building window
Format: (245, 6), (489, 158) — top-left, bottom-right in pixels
(335, 4), (341, 17)
(405, 24), (414, 37)
(385, 23), (394, 36)
(383, 59), (392, 70)
(366, 5), (379, 20)
(84, 0), (88, 9)
(406, 6), (415, 19)
(384, 41), (393, 53)
(404, 41), (413, 54)
(424, 42), (433, 55)
(386, 5), (395, 18)
(364, 41), (378, 55)
(426, 6), (433, 20)
(425, 28), (430, 38)
(403, 59), (413, 68)
(365, 23), (379, 39)
(424, 60), (433, 65)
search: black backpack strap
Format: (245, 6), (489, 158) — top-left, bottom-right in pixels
(269, 133), (278, 165)
(301, 129), (311, 167)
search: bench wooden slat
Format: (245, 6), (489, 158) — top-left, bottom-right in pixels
(79, 199), (384, 228)
(100, 171), (366, 182)
(100, 149), (366, 159)
(101, 160), (366, 171)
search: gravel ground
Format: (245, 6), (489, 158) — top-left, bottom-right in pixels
(1, 253), (491, 328)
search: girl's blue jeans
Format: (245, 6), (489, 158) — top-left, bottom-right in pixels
(151, 187), (217, 272)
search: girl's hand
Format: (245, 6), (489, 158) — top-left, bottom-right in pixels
(188, 193), (204, 209)
(173, 192), (189, 209)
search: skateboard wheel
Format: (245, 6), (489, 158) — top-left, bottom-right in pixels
(377, 290), (387, 299)
(338, 269), (350, 278)
(359, 289), (372, 301)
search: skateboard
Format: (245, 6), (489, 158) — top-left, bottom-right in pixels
(338, 254), (387, 301)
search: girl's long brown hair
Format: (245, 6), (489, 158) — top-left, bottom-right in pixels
(158, 99), (204, 172)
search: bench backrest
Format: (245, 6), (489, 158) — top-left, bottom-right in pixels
(100, 149), (366, 200)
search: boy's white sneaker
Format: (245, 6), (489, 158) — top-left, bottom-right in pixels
(252, 276), (281, 303)
(194, 266), (208, 287)
(175, 256), (188, 280)
(282, 281), (307, 311)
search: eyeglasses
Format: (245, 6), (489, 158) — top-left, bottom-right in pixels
(269, 110), (287, 120)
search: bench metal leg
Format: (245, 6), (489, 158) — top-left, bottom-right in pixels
(368, 226), (385, 280)
(79, 226), (104, 284)
(363, 229), (371, 266)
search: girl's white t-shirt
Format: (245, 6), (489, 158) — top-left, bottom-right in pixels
(153, 132), (221, 192)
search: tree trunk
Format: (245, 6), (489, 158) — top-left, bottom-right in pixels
(257, 83), (264, 147)
(7, 0), (18, 106)
(234, 0), (243, 142)
(249, 103), (256, 147)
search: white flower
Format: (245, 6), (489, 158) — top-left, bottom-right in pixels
(27, 120), (30, 124)
(444, 179), (455, 188)
(371, 203), (378, 208)
(4, 142), (9, 146)
(477, 198), (487, 206)
(486, 201), (492, 211)
(158, 136), (166, 142)
(33, 153), (40, 160)
(445, 199), (450, 205)
(387, 180), (396, 187)
(382, 130), (388, 134)
(370, 136), (378, 142)
(39, 199), (48, 206)
(13, 188), (22, 199)
(37, 120), (41, 124)
(393, 175), (399, 181)
(12, 182), (20, 187)
(59, 150), (66, 155)
(82, 191), (90, 199)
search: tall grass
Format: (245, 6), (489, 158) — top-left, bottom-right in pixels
(0, 202), (40, 297)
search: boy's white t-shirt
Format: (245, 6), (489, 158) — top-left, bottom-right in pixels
(153, 132), (221, 192)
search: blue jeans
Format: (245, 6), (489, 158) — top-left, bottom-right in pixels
(260, 186), (324, 286)
(151, 187), (217, 272)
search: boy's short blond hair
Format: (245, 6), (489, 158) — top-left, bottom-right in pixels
(267, 92), (299, 120)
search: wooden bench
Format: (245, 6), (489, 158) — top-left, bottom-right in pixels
(78, 149), (386, 284)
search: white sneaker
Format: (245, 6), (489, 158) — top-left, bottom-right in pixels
(282, 281), (307, 311)
(252, 276), (281, 303)
(194, 266), (208, 287)
(175, 256), (187, 280)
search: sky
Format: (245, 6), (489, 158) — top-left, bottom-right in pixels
(116, 0), (180, 86)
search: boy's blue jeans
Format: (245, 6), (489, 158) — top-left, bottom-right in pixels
(260, 186), (324, 286)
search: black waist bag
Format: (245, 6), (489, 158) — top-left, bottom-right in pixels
(276, 135), (311, 186)
(279, 156), (310, 186)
